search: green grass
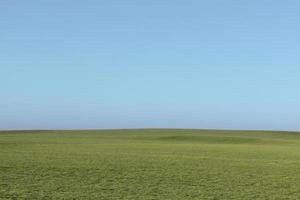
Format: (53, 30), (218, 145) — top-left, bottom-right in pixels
(1, 129), (300, 199)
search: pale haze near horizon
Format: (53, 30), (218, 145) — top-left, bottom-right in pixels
(1, 1), (300, 131)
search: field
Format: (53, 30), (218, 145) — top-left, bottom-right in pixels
(1, 129), (300, 199)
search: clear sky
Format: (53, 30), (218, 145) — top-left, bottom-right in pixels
(1, 0), (300, 130)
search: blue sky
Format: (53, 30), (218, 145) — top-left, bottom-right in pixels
(1, 0), (300, 130)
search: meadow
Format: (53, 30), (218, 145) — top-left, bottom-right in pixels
(1, 129), (300, 199)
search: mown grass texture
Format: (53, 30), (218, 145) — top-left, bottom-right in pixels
(1, 129), (300, 199)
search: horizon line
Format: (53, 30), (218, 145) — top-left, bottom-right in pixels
(0, 128), (299, 133)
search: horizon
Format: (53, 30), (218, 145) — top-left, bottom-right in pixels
(1, 128), (300, 133)
(1, 1), (300, 131)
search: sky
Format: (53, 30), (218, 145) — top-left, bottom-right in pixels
(1, 0), (300, 130)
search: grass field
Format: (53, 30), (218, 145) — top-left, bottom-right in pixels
(1, 129), (300, 199)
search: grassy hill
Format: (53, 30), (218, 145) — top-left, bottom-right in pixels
(1, 129), (300, 199)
